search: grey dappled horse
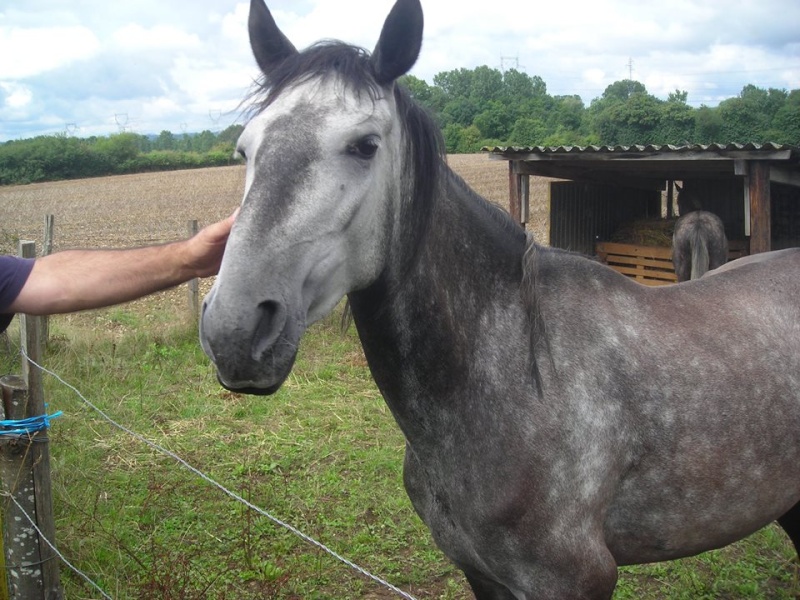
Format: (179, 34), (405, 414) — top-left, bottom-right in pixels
(199, 0), (800, 597)
(672, 210), (729, 281)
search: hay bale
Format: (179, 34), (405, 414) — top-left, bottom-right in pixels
(610, 218), (677, 247)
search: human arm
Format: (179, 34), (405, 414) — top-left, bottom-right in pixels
(7, 210), (236, 316)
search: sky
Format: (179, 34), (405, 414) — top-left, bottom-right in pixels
(1, 0), (798, 142)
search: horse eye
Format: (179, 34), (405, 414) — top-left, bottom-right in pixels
(348, 137), (379, 159)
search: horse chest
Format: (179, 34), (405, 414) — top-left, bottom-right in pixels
(400, 410), (618, 569)
(402, 443), (522, 571)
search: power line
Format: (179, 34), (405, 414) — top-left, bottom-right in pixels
(500, 55), (526, 73)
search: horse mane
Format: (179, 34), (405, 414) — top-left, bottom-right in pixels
(247, 40), (445, 270)
(443, 167), (522, 237)
(521, 240), (610, 395)
(521, 237), (552, 394)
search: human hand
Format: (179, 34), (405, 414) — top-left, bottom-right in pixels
(184, 209), (238, 278)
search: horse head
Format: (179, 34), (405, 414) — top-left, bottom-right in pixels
(200, 0), (424, 394)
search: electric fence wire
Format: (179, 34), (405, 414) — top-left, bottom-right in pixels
(21, 349), (419, 600)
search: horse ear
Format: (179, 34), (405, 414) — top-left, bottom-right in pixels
(371, 0), (424, 85)
(248, 0), (298, 74)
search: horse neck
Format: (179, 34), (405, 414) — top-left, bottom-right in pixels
(348, 165), (529, 430)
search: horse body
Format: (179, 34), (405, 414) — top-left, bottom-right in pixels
(551, 254), (800, 562)
(366, 193), (800, 596)
(672, 210), (729, 281)
(200, 1), (800, 597)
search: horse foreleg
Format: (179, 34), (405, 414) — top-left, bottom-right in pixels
(778, 500), (800, 558)
(464, 569), (519, 600)
(461, 545), (618, 600)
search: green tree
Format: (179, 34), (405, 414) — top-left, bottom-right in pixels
(93, 133), (142, 166)
(553, 95), (585, 133)
(469, 66), (504, 104)
(508, 117), (548, 146)
(441, 97), (480, 127)
(155, 130), (176, 151)
(400, 74), (430, 101)
(693, 106), (724, 143)
(442, 123), (465, 154)
(658, 91), (694, 144)
(771, 89), (800, 144)
(588, 80), (661, 145)
(667, 89), (688, 104)
(716, 85), (786, 142)
(457, 125), (483, 153)
(473, 100), (513, 139)
(600, 79), (647, 103)
(192, 130), (218, 154)
(216, 124), (244, 147)
(502, 69), (535, 101)
(503, 70), (547, 102)
(433, 68), (474, 99)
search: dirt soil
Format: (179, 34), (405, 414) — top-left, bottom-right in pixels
(1, 155), (552, 317)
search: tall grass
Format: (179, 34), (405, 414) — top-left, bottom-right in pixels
(0, 303), (796, 599)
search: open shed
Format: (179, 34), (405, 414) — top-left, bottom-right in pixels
(486, 144), (800, 268)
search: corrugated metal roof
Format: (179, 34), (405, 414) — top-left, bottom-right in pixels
(484, 141), (800, 192)
(483, 142), (798, 156)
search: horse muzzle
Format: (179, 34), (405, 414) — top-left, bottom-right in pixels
(199, 288), (302, 395)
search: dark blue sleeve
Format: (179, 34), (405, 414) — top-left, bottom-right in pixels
(0, 256), (35, 332)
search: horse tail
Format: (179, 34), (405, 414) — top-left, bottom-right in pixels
(690, 229), (710, 280)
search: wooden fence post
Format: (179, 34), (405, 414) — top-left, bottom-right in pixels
(42, 217), (54, 258)
(0, 376), (47, 600)
(187, 220), (200, 322)
(0, 242), (62, 599)
(41, 217), (55, 345)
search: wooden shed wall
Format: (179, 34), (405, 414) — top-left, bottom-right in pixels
(772, 182), (800, 249)
(682, 179), (800, 249)
(549, 182), (661, 255)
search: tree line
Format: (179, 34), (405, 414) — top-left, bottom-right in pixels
(0, 125), (244, 186)
(1, 67), (798, 185)
(400, 67), (800, 153)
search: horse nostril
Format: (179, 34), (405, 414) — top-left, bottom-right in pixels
(251, 300), (287, 361)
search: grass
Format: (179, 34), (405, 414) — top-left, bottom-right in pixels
(0, 301), (796, 599)
(1, 304), (469, 599)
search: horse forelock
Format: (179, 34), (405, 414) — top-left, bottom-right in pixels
(247, 42), (380, 115)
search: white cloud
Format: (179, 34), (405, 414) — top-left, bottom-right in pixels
(112, 23), (201, 51)
(1, 0), (799, 141)
(0, 25), (100, 78)
(1, 82), (33, 109)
